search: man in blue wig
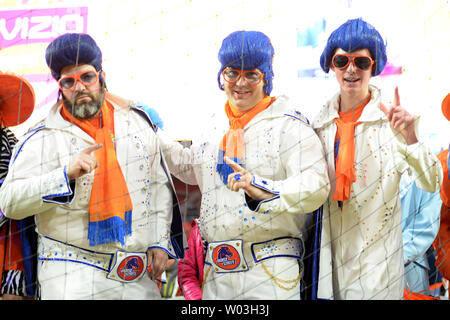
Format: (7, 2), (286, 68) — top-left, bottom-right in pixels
(312, 18), (442, 299)
(157, 30), (330, 299)
(0, 33), (186, 299)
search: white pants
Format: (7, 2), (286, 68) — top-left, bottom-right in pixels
(37, 237), (161, 300)
(202, 257), (302, 300)
(38, 257), (161, 300)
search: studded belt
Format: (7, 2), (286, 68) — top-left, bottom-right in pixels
(39, 236), (148, 283)
(204, 236), (304, 273)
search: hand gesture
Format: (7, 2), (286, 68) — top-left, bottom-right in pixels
(379, 86), (418, 145)
(146, 248), (168, 283)
(67, 144), (102, 180)
(224, 156), (275, 201)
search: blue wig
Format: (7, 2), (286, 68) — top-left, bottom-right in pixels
(45, 33), (103, 80)
(320, 18), (387, 76)
(218, 30), (274, 95)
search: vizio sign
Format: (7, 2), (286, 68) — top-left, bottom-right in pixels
(0, 7), (88, 48)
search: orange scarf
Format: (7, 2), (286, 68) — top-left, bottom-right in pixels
(217, 96), (275, 184)
(333, 96), (370, 202)
(61, 101), (133, 246)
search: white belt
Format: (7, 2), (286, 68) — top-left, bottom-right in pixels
(39, 236), (147, 283)
(205, 237), (304, 273)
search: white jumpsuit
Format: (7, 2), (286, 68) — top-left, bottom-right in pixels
(0, 95), (183, 300)
(159, 95), (330, 299)
(313, 85), (443, 300)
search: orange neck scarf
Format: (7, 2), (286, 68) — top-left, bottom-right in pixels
(61, 100), (133, 246)
(217, 96), (275, 184)
(333, 96), (370, 202)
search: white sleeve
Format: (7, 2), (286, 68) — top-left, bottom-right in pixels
(393, 118), (443, 193)
(0, 130), (73, 220)
(250, 120), (330, 215)
(157, 129), (201, 185)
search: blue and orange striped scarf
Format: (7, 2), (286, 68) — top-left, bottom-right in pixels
(216, 96), (275, 184)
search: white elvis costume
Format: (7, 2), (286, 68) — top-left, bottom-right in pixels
(0, 94), (185, 300)
(313, 85), (442, 300)
(159, 95), (330, 300)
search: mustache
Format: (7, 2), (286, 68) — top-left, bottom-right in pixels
(62, 90), (104, 119)
(71, 91), (95, 103)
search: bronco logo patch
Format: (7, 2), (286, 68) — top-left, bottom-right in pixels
(212, 244), (240, 270)
(117, 255), (145, 281)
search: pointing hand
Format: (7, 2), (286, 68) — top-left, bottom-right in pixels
(224, 156), (275, 201)
(67, 144), (102, 180)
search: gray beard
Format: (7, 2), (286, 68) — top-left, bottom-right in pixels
(71, 101), (101, 119)
(62, 91), (104, 119)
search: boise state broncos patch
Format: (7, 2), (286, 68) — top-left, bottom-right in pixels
(206, 239), (248, 273)
(212, 244), (241, 270)
(117, 255), (146, 281)
(107, 251), (148, 282)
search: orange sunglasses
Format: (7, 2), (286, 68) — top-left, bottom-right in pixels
(332, 54), (374, 71)
(58, 70), (99, 91)
(222, 68), (263, 85)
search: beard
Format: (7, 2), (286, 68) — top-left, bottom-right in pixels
(62, 89), (105, 119)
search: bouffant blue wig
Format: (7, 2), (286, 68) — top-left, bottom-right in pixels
(45, 33), (103, 80)
(320, 18), (387, 76)
(218, 30), (274, 95)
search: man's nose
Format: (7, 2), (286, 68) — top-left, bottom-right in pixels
(347, 59), (357, 72)
(73, 80), (87, 91)
(236, 75), (247, 86)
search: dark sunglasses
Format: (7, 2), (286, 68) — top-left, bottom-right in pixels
(332, 54), (374, 71)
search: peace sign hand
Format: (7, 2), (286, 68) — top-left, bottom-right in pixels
(224, 156), (275, 201)
(379, 86), (418, 145)
(67, 144), (102, 180)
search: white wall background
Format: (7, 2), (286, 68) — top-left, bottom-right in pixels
(1, 0), (449, 152)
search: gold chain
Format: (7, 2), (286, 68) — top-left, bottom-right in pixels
(202, 261), (301, 292)
(261, 261), (302, 291)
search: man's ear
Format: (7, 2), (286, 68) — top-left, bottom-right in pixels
(99, 70), (107, 90)
(100, 70), (106, 82)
